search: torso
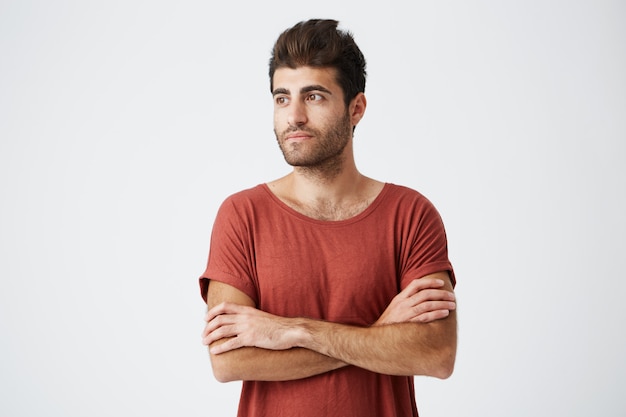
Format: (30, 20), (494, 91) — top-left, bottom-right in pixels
(203, 182), (452, 417)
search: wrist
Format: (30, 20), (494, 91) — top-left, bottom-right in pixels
(292, 318), (322, 351)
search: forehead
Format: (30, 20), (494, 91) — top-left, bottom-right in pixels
(272, 66), (340, 93)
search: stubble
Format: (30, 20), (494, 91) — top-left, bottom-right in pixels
(274, 111), (352, 179)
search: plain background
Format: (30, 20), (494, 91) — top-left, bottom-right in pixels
(1, 1), (624, 416)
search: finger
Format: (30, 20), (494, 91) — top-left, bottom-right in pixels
(203, 323), (241, 346)
(400, 278), (445, 299)
(202, 313), (239, 339)
(411, 309), (450, 323)
(210, 336), (242, 354)
(205, 302), (246, 322)
(410, 300), (456, 316)
(203, 314), (225, 336)
(202, 320), (222, 339)
(205, 302), (236, 321)
(201, 323), (210, 339)
(381, 300), (453, 324)
(408, 289), (455, 306)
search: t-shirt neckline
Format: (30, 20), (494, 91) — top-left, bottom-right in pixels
(259, 182), (392, 226)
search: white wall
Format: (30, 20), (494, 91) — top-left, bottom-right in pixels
(1, 1), (624, 416)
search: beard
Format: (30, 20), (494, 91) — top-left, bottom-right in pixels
(274, 110), (353, 172)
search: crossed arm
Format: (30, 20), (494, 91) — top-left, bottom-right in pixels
(202, 271), (457, 382)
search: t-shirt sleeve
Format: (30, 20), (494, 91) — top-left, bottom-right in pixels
(399, 195), (456, 289)
(198, 196), (259, 304)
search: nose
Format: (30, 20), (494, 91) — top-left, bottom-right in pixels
(287, 100), (307, 127)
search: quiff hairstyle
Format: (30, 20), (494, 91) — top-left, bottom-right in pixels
(269, 19), (367, 107)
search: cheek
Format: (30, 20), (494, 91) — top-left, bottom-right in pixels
(273, 110), (284, 129)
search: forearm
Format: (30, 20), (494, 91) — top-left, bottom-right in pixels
(204, 280), (345, 382)
(297, 312), (457, 378)
(204, 275), (457, 380)
(209, 342), (346, 382)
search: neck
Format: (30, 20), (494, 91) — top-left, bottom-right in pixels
(268, 150), (384, 221)
(289, 141), (362, 202)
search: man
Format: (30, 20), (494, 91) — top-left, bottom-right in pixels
(199, 19), (457, 417)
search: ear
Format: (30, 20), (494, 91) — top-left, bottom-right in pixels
(349, 92), (367, 127)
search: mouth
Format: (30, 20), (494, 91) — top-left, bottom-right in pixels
(285, 131), (313, 142)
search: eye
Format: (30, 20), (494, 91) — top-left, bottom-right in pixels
(275, 96), (289, 105)
(306, 93), (323, 102)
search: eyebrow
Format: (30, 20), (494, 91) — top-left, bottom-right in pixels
(272, 85), (333, 96)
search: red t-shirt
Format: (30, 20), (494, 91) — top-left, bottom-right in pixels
(200, 183), (454, 417)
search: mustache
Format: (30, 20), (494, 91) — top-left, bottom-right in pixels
(277, 126), (316, 137)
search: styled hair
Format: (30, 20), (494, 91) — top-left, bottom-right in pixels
(269, 19), (367, 106)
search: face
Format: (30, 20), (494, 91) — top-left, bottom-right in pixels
(272, 66), (360, 169)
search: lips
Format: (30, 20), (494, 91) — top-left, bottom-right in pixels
(285, 131), (313, 142)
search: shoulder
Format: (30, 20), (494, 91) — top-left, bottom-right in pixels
(383, 183), (435, 208)
(379, 183), (446, 226)
(212, 184), (272, 223)
(219, 184), (270, 208)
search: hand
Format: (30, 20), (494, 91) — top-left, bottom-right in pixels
(374, 278), (456, 326)
(202, 302), (303, 354)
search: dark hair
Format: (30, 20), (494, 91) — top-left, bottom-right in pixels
(269, 19), (367, 106)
